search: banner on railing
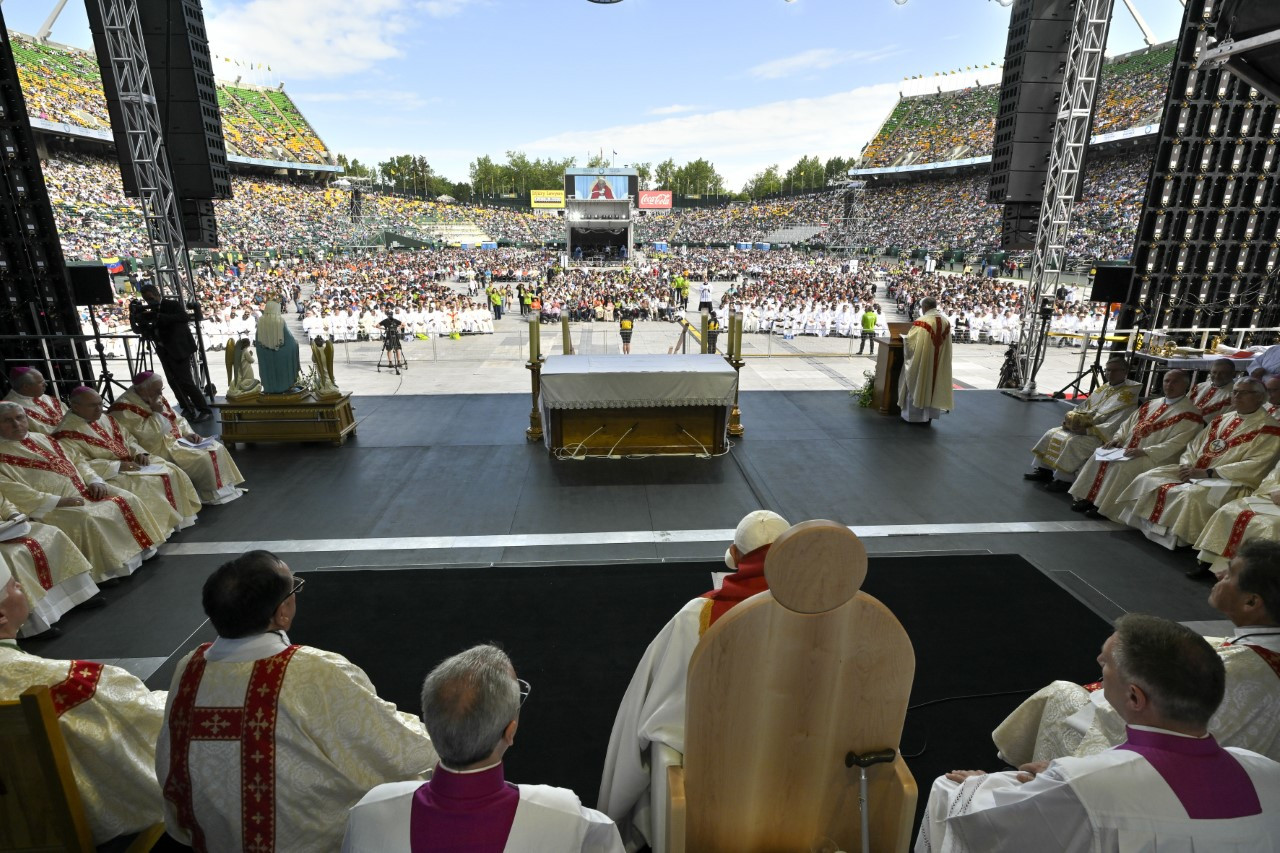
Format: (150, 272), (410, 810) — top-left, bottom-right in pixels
(531, 190), (566, 209)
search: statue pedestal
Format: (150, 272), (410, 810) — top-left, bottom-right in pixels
(215, 393), (356, 448)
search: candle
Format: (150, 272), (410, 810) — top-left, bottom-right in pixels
(700, 312), (710, 354)
(733, 311), (743, 358)
(529, 317), (540, 362)
(561, 316), (572, 355)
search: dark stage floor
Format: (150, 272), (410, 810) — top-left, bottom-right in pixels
(26, 389), (1224, 809)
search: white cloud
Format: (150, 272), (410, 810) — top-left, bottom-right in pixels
(293, 89), (438, 110)
(748, 46), (901, 80)
(648, 104), (700, 116)
(419, 0), (480, 16)
(519, 82), (904, 191)
(204, 0), (414, 80)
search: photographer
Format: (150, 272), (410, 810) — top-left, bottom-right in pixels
(129, 284), (211, 422)
(377, 308), (403, 349)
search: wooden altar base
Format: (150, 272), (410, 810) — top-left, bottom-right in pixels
(215, 393), (357, 447)
(548, 405), (727, 456)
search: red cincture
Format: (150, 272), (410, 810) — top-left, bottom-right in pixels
(163, 643), (301, 853)
(1223, 510), (1259, 559)
(0, 438), (154, 551)
(51, 660), (104, 716)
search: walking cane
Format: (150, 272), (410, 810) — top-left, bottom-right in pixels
(846, 748), (897, 852)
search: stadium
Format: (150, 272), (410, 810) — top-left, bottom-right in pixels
(3, 0), (1280, 851)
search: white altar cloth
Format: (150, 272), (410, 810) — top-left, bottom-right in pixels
(539, 355), (738, 410)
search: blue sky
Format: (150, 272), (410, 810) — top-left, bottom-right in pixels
(5, 0), (1188, 189)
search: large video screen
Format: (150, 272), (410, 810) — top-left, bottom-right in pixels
(564, 170), (638, 200)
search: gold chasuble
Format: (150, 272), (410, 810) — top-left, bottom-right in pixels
(1031, 380), (1140, 476)
(0, 642), (167, 843)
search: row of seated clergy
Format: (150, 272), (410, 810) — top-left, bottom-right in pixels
(994, 538), (1280, 774)
(597, 510), (792, 852)
(917, 613), (1280, 852)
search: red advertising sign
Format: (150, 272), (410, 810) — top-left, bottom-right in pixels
(638, 190), (673, 210)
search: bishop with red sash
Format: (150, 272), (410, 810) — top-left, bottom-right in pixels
(56, 386), (201, 531)
(0, 401), (167, 581)
(1114, 378), (1280, 549)
(3, 366), (66, 435)
(110, 372), (244, 505)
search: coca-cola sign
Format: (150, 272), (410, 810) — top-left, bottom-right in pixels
(638, 190), (673, 210)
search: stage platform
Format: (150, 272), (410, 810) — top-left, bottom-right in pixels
(33, 388), (1224, 684)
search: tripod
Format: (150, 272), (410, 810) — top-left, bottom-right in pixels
(377, 330), (407, 375)
(1053, 305), (1112, 399)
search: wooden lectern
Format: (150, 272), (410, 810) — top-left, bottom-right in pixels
(872, 322), (912, 416)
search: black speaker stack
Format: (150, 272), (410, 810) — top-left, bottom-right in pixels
(86, 0), (229, 248)
(990, 0), (1078, 250)
(0, 13), (91, 390)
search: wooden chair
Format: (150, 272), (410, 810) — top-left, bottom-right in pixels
(0, 685), (164, 852)
(666, 520), (917, 853)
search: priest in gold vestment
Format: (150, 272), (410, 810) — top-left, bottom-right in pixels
(0, 492), (99, 636)
(55, 386), (201, 532)
(110, 372), (244, 505)
(0, 567), (167, 844)
(1067, 370), (1203, 517)
(992, 540), (1280, 767)
(0, 403), (167, 581)
(899, 297), (953, 424)
(1027, 357), (1140, 490)
(3, 366), (66, 435)
(157, 551), (437, 853)
(1114, 378), (1280, 549)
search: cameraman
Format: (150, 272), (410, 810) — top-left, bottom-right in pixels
(378, 308), (403, 349)
(129, 284), (211, 422)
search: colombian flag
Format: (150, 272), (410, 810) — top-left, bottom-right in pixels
(103, 256), (124, 274)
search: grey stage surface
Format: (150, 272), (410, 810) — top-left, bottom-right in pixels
(29, 389), (1222, 687)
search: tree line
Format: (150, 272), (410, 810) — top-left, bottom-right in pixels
(335, 151), (858, 202)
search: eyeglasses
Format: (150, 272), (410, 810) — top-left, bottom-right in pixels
(274, 575), (305, 610)
(517, 678), (532, 707)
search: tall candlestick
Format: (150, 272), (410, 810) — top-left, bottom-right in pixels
(733, 311), (743, 358)
(561, 316), (572, 355)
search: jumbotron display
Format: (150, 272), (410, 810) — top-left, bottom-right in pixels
(564, 167), (638, 201)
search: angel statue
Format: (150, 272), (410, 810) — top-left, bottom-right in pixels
(225, 337), (262, 399)
(310, 335), (342, 400)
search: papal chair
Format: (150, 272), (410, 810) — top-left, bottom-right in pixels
(666, 520), (917, 853)
(0, 685), (163, 852)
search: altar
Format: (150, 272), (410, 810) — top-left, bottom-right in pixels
(539, 354), (737, 457)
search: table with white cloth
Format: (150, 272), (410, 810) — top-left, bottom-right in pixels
(539, 355), (737, 457)
(1131, 352), (1254, 394)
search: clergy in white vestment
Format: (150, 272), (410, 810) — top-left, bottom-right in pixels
(899, 297), (954, 424)
(4, 366), (67, 435)
(598, 510), (791, 853)
(1195, 460), (1280, 573)
(56, 387), (200, 534)
(0, 492), (99, 637)
(992, 541), (1280, 769)
(0, 402), (166, 581)
(1067, 370), (1202, 517)
(109, 371), (245, 505)
(916, 614), (1280, 853)
(0, 567), (168, 844)
(157, 550), (438, 853)
(1262, 375), (1280, 421)
(1027, 356), (1140, 488)
(1114, 378), (1280, 549)
(1190, 357), (1240, 418)
(343, 644), (624, 853)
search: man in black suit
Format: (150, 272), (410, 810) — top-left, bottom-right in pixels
(129, 284), (211, 422)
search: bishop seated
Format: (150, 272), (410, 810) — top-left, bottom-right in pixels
(3, 366), (66, 435)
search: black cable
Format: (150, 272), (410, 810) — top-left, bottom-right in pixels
(907, 686), (1038, 712)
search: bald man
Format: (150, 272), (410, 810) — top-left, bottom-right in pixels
(109, 372), (244, 505)
(1068, 369), (1204, 519)
(55, 387), (201, 532)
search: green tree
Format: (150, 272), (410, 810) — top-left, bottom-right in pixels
(378, 154), (435, 196)
(335, 153), (374, 179)
(784, 155), (824, 192)
(824, 155), (852, 184)
(634, 161), (653, 190)
(672, 158), (726, 197)
(654, 158), (678, 190)
(742, 165), (782, 199)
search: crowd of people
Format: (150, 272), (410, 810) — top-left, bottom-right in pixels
(11, 32), (329, 166)
(862, 44), (1175, 168)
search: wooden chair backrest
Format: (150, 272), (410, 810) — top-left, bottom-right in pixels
(0, 685), (94, 852)
(681, 521), (915, 852)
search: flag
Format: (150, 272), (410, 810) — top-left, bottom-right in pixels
(103, 256), (124, 274)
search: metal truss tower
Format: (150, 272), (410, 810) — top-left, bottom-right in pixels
(1012, 0), (1116, 396)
